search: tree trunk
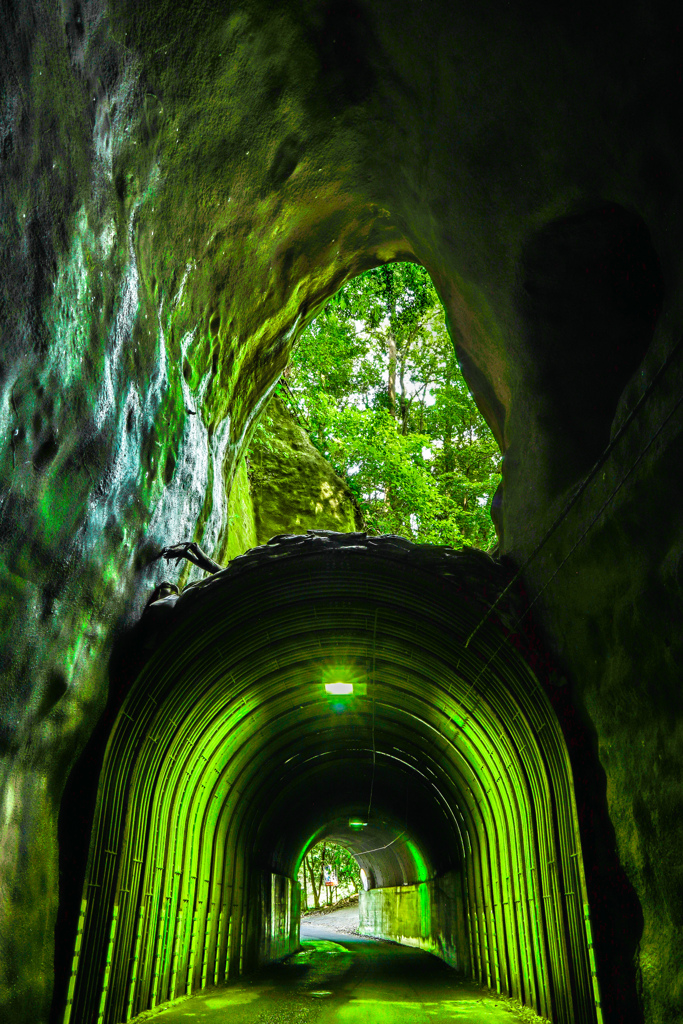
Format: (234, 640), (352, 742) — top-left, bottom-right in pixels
(302, 855), (308, 911)
(399, 350), (409, 435)
(387, 330), (397, 418)
(317, 842), (327, 908)
(306, 853), (321, 909)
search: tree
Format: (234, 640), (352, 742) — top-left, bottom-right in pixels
(281, 262), (501, 549)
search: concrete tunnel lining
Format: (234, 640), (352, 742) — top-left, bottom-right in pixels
(59, 532), (602, 1024)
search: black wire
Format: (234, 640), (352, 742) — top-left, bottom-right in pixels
(463, 334), (683, 651)
(460, 383), (683, 699)
(367, 609), (378, 821)
(522, 386), (683, 624)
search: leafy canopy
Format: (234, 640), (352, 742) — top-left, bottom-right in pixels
(280, 262), (501, 549)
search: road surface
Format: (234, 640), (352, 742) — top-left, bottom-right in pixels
(131, 909), (546, 1024)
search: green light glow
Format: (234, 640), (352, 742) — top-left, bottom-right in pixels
(325, 681), (354, 695)
(68, 552), (600, 1024)
(204, 991), (261, 1008)
(405, 840), (429, 883)
(293, 826), (327, 874)
(321, 666), (366, 695)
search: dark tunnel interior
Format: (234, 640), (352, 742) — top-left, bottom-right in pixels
(51, 534), (641, 1024)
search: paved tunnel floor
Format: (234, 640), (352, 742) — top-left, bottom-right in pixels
(131, 918), (545, 1024)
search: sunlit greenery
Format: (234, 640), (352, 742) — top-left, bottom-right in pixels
(281, 263), (501, 549)
(299, 841), (362, 910)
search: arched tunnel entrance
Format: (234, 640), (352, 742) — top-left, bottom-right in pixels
(59, 533), (602, 1024)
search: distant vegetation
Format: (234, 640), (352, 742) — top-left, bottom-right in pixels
(299, 841), (362, 910)
(282, 263), (501, 550)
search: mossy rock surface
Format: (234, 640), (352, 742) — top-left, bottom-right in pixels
(223, 396), (361, 556)
(224, 456), (259, 561)
(247, 396), (363, 544)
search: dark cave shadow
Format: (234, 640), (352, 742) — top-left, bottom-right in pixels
(510, 592), (645, 1024)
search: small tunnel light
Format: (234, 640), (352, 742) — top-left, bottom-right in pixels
(325, 681), (354, 695)
(348, 818), (367, 829)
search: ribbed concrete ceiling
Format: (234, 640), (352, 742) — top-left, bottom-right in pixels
(61, 533), (601, 1024)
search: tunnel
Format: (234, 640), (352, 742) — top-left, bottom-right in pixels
(3, 2), (683, 1022)
(60, 533), (601, 1024)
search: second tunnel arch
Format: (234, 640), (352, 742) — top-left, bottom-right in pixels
(61, 531), (603, 1024)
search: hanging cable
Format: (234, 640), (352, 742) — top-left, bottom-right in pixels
(355, 831), (407, 856)
(459, 383), (683, 701)
(463, 334), (683, 651)
(518, 385), (683, 627)
(367, 609), (378, 821)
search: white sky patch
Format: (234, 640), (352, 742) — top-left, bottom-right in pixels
(410, 513), (419, 533)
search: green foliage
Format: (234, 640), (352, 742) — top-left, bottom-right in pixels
(299, 841), (362, 910)
(282, 263), (501, 549)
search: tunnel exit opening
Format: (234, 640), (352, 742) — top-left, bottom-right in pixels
(56, 534), (605, 1024)
(298, 838), (363, 912)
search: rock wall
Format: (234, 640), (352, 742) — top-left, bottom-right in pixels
(247, 395), (363, 543)
(514, 366), (683, 1023)
(223, 394), (363, 558)
(224, 456), (258, 561)
(0, 1), (682, 1021)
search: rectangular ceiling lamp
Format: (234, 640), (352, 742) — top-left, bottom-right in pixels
(325, 681), (354, 695)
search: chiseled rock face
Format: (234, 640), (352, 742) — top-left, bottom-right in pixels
(224, 456), (258, 561)
(247, 396), (363, 543)
(0, 0), (682, 1021)
(222, 396), (363, 557)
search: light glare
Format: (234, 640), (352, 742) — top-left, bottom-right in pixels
(325, 681), (353, 695)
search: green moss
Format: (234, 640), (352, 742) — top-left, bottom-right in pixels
(223, 457), (258, 560)
(217, 396), (364, 563)
(247, 396), (363, 545)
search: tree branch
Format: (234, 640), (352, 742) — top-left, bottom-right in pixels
(154, 542), (224, 575)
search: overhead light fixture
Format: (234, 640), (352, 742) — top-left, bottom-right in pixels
(325, 681), (354, 695)
(348, 818), (367, 829)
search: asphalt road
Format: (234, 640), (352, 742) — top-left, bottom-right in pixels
(131, 915), (544, 1024)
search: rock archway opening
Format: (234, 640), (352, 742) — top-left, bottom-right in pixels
(2, 3), (681, 1023)
(53, 534), (618, 1024)
(244, 258), (503, 553)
